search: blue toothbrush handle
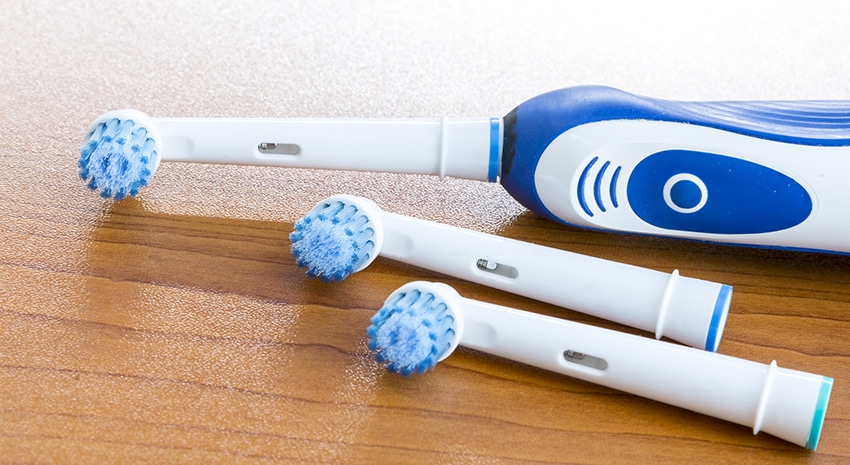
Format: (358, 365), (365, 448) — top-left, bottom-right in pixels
(501, 86), (850, 253)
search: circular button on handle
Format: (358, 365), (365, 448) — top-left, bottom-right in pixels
(663, 173), (708, 213)
(629, 150), (812, 233)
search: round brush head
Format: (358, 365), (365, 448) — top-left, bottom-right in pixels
(289, 195), (385, 282)
(79, 110), (161, 200)
(367, 281), (463, 376)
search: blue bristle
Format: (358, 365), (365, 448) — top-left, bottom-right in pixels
(79, 117), (157, 200)
(367, 289), (456, 376)
(289, 200), (376, 281)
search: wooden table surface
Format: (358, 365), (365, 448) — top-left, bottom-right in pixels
(2, 1), (849, 463)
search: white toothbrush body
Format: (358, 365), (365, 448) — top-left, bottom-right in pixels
(369, 281), (833, 450)
(154, 117), (498, 181)
(293, 194), (732, 351)
(379, 207), (728, 351)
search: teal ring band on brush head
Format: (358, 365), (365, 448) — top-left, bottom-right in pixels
(368, 281), (832, 450)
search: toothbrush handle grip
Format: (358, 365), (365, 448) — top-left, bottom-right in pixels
(458, 298), (831, 449)
(509, 85), (850, 148)
(380, 213), (729, 350)
(500, 86), (850, 253)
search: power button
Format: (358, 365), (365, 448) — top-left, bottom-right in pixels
(627, 150), (812, 234)
(663, 173), (707, 213)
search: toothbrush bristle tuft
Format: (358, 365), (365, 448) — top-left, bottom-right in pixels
(289, 200), (376, 281)
(367, 288), (456, 376)
(79, 117), (156, 200)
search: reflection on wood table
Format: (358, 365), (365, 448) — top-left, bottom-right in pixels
(1, 191), (847, 464)
(3, 0), (850, 462)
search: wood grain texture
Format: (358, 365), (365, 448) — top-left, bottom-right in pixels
(1, 195), (848, 464)
(2, 1), (850, 463)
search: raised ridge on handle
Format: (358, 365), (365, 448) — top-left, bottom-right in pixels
(672, 99), (850, 144)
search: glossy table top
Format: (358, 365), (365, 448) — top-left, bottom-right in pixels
(1, 1), (848, 463)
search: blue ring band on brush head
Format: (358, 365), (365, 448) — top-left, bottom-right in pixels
(290, 195), (732, 351)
